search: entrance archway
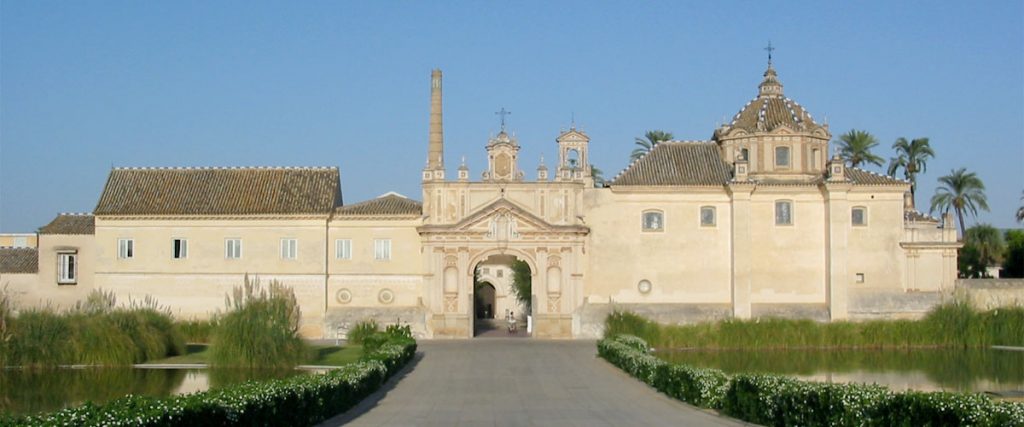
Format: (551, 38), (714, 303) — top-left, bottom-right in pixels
(471, 253), (532, 337)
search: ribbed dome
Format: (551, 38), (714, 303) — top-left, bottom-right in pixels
(726, 65), (823, 133)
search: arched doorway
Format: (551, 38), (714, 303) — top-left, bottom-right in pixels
(472, 254), (532, 337)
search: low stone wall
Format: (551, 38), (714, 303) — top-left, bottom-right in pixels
(577, 303), (732, 339)
(955, 279), (1024, 310)
(325, 305), (428, 339)
(848, 288), (948, 320)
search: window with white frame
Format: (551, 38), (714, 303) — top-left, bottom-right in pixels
(775, 146), (790, 168)
(118, 238), (134, 259)
(225, 238), (242, 259)
(172, 239), (188, 259)
(335, 239), (352, 260)
(642, 210), (664, 232)
(57, 251), (77, 284)
(374, 239), (391, 261)
(851, 207), (867, 226)
(281, 238), (298, 260)
(700, 206), (716, 227)
(775, 200), (793, 225)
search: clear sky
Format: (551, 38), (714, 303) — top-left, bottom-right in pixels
(1, 1), (1022, 232)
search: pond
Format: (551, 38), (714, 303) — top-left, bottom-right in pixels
(0, 367), (319, 416)
(655, 348), (1024, 394)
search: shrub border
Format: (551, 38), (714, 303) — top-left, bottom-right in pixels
(599, 334), (1024, 427)
(1, 339), (417, 426)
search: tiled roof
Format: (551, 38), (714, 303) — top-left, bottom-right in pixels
(39, 214), (95, 235)
(611, 142), (732, 186)
(94, 167), (342, 215)
(722, 66), (824, 134)
(0, 247), (38, 273)
(334, 193), (422, 217)
(846, 168), (908, 186)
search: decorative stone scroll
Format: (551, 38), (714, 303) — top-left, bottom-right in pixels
(547, 295), (560, 313)
(444, 295), (458, 312)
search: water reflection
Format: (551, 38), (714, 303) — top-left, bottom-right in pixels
(656, 348), (1024, 393)
(0, 367), (312, 416)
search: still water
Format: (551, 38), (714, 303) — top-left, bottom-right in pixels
(0, 367), (315, 416)
(655, 348), (1024, 394)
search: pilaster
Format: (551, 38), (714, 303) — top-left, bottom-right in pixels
(825, 182), (852, 320)
(728, 182), (755, 319)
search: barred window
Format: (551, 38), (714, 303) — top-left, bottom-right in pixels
(775, 201), (793, 225)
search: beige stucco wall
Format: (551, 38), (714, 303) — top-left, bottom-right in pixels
(0, 234), (37, 248)
(583, 187), (733, 305)
(21, 233), (98, 309)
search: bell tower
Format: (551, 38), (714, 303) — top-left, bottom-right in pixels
(555, 127), (590, 184)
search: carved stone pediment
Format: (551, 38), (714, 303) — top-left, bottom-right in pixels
(418, 198), (588, 237)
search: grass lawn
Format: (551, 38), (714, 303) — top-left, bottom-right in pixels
(144, 343), (364, 366)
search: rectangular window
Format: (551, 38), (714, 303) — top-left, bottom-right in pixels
(775, 146), (790, 168)
(281, 238), (298, 260)
(57, 252), (77, 284)
(225, 238), (242, 259)
(642, 211), (664, 231)
(855, 273), (865, 283)
(700, 206), (716, 227)
(118, 238), (134, 259)
(335, 239), (352, 260)
(172, 239), (188, 259)
(13, 237), (27, 248)
(775, 201), (793, 225)
(851, 207), (867, 226)
(374, 239), (391, 261)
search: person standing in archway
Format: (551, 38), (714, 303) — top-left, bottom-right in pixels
(507, 310), (517, 334)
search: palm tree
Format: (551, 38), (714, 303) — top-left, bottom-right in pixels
(590, 164), (605, 188)
(929, 167), (989, 238)
(836, 129), (884, 168)
(631, 130), (674, 161)
(887, 137), (935, 208)
(1017, 190), (1024, 223)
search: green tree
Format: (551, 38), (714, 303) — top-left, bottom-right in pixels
(631, 130), (674, 161)
(591, 164), (605, 188)
(887, 137), (935, 208)
(836, 129), (884, 168)
(961, 224), (1005, 278)
(929, 168), (989, 238)
(509, 259), (532, 315)
(1016, 190), (1024, 223)
(1002, 230), (1024, 278)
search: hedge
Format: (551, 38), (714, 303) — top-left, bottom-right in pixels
(599, 334), (1024, 427)
(0, 335), (416, 426)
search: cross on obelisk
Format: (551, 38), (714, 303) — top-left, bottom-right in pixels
(495, 107), (511, 131)
(764, 41), (776, 66)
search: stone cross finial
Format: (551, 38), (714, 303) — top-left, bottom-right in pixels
(764, 41), (775, 66)
(495, 107), (511, 131)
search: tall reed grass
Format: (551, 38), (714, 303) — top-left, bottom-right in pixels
(208, 276), (309, 369)
(606, 302), (1024, 350)
(0, 290), (185, 367)
(176, 319), (218, 343)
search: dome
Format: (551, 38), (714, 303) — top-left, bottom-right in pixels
(724, 65), (824, 134)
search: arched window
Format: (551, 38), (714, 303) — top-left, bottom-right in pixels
(700, 206), (716, 227)
(851, 206), (867, 226)
(775, 146), (791, 168)
(775, 200), (793, 225)
(740, 148), (749, 161)
(642, 210), (664, 232)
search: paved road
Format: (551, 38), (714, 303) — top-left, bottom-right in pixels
(320, 339), (748, 427)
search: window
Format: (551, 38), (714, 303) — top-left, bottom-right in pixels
(172, 239), (188, 259)
(281, 238), (298, 260)
(642, 211), (664, 231)
(225, 238), (242, 259)
(851, 207), (867, 226)
(57, 251), (77, 284)
(374, 239), (391, 261)
(700, 206), (716, 227)
(740, 148), (749, 161)
(855, 273), (865, 283)
(13, 237), (27, 248)
(118, 238), (134, 259)
(775, 201), (793, 225)
(775, 146), (790, 168)
(335, 239), (352, 260)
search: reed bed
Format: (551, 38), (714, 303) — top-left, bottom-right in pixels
(605, 303), (1024, 350)
(208, 276), (310, 369)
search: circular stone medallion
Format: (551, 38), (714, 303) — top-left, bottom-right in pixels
(378, 289), (395, 305)
(335, 289), (353, 304)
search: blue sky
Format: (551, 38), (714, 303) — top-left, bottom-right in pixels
(1, 1), (1022, 232)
